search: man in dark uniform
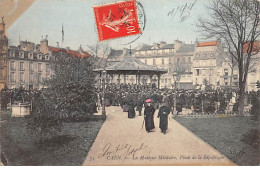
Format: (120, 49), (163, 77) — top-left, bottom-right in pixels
(136, 97), (144, 116)
(144, 99), (155, 133)
(157, 102), (171, 134)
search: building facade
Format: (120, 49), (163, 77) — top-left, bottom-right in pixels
(193, 41), (224, 88)
(7, 40), (52, 89)
(134, 41), (174, 88)
(7, 38), (91, 89)
(172, 41), (194, 90)
(0, 17), (8, 90)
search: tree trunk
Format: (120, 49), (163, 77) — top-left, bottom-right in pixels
(238, 82), (245, 114)
(230, 68), (233, 89)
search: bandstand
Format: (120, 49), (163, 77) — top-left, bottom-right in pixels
(94, 56), (168, 89)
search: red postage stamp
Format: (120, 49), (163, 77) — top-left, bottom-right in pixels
(93, 0), (141, 41)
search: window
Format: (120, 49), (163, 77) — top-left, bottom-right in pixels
(188, 57), (191, 63)
(37, 73), (42, 83)
(177, 58), (180, 64)
(162, 59), (164, 65)
(46, 64), (50, 73)
(203, 54), (207, 57)
(38, 63), (42, 72)
(145, 60), (147, 64)
(0, 60), (4, 66)
(29, 62), (33, 72)
(169, 58), (171, 64)
(161, 79), (164, 83)
(20, 62), (24, 71)
(224, 69), (228, 76)
(165, 79), (167, 83)
(162, 49), (165, 54)
(196, 69), (200, 76)
(224, 78), (228, 86)
(10, 61), (15, 70)
(20, 72), (24, 82)
(20, 52), (24, 58)
(29, 73), (34, 83)
(10, 72), (15, 82)
(196, 54), (199, 58)
(153, 59), (156, 65)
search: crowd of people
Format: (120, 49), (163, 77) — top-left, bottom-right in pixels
(0, 87), (43, 111)
(93, 83), (259, 134)
(95, 83), (258, 115)
(1, 83), (259, 134)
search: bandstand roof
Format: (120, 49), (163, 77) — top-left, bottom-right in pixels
(94, 56), (167, 75)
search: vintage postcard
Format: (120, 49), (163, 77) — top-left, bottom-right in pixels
(0, 0), (259, 166)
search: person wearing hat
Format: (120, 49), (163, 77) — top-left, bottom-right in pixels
(144, 99), (155, 133)
(157, 101), (171, 134)
(136, 96), (144, 116)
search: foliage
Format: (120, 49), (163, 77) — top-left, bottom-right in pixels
(250, 91), (260, 121)
(27, 52), (95, 140)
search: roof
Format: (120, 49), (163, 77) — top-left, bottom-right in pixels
(135, 44), (152, 51)
(108, 49), (123, 58)
(95, 56), (167, 74)
(176, 44), (195, 53)
(48, 46), (91, 58)
(243, 41), (260, 53)
(197, 41), (218, 47)
(160, 44), (174, 49)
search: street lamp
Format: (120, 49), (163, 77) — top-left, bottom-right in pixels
(102, 69), (107, 116)
(173, 72), (178, 115)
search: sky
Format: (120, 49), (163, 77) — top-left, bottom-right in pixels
(7, 0), (210, 51)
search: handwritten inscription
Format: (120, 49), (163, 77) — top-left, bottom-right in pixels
(167, 0), (197, 22)
(88, 143), (226, 162)
(97, 143), (151, 160)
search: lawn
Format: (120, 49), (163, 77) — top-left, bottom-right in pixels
(0, 112), (104, 166)
(175, 116), (259, 166)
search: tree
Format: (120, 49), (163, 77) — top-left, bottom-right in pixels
(197, 0), (260, 114)
(27, 51), (95, 140)
(219, 51), (238, 88)
(87, 41), (110, 68)
(171, 61), (186, 89)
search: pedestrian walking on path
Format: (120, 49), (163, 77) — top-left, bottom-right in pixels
(144, 99), (155, 133)
(157, 102), (171, 134)
(128, 98), (136, 118)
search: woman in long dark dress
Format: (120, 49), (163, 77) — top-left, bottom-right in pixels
(144, 99), (155, 133)
(157, 103), (171, 134)
(128, 99), (136, 118)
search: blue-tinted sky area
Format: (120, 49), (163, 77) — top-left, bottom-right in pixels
(8, 0), (210, 50)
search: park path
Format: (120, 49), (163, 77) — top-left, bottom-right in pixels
(82, 106), (236, 166)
